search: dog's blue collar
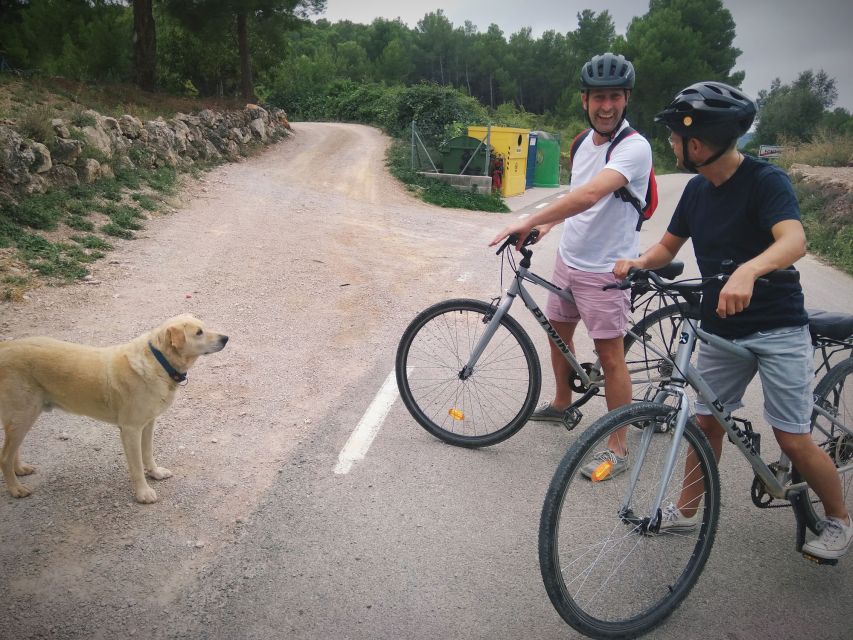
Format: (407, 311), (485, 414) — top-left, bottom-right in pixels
(148, 342), (187, 384)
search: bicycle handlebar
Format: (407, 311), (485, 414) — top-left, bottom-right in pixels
(609, 260), (801, 295)
(495, 228), (540, 255)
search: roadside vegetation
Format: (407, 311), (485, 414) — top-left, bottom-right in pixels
(768, 131), (853, 275)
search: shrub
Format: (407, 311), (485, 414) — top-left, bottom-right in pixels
(19, 104), (55, 143)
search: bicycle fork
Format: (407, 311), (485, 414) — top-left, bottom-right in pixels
(619, 388), (693, 533)
(458, 283), (519, 380)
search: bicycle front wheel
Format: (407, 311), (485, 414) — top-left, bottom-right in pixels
(539, 402), (720, 638)
(395, 298), (541, 447)
(624, 304), (687, 402)
(795, 358), (853, 532)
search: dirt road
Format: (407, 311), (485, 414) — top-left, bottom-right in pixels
(0, 123), (503, 638)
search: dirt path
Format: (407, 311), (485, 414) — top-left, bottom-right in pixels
(0, 123), (497, 638)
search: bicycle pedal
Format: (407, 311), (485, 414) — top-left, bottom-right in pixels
(801, 552), (839, 566)
(563, 407), (583, 432)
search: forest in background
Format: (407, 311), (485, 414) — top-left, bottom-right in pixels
(2, 0), (852, 151)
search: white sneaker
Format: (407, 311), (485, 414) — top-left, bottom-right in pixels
(802, 516), (853, 560)
(658, 502), (700, 532)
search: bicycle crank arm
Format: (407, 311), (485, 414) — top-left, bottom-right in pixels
(568, 385), (601, 411)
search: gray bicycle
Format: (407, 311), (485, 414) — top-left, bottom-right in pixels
(539, 265), (853, 638)
(395, 231), (686, 448)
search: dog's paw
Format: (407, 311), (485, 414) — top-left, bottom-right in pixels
(9, 482), (32, 498)
(145, 466), (172, 481)
(134, 485), (159, 504)
(15, 462), (36, 476)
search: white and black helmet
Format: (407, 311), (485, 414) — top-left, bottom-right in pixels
(580, 53), (635, 90)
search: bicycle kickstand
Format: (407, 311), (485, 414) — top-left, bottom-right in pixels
(789, 488), (838, 566)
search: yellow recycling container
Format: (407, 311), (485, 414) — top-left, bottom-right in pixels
(468, 126), (530, 197)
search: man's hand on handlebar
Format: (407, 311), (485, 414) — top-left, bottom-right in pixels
(489, 221), (541, 251)
(716, 266), (756, 318)
(613, 257), (646, 280)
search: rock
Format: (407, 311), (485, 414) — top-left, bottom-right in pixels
(51, 118), (70, 139)
(144, 119), (179, 167)
(46, 164), (79, 187)
(81, 124), (113, 159)
(0, 125), (37, 185)
(51, 137), (84, 166)
(30, 142), (52, 173)
(249, 119), (267, 142)
(76, 157), (102, 183)
(119, 115), (144, 139)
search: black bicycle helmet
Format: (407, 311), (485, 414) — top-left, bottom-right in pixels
(654, 81), (756, 139)
(580, 53), (635, 90)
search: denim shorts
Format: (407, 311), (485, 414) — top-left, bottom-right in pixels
(694, 324), (814, 433)
(544, 255), (630, 340)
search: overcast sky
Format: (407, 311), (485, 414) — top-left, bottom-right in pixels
(319, 0), (853, 112)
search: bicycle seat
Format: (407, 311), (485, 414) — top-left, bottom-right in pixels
(650, 261), (684, 280)
(807, 308), (853, 341)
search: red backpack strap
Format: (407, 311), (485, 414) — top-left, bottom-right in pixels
(569, 128), (592, 166)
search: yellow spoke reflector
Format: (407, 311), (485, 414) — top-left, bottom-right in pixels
(591, 460), (613, 482)
(449, 409), (465, 421)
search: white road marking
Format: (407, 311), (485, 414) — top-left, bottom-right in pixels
(535, 202), (548, 208)
(457, 272), (471, 282)
(334, 370), (400, 475)
(518, 213), (530, 219)
(556, 193), (566, 198)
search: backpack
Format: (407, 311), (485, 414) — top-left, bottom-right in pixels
(569, 127), (658, 231)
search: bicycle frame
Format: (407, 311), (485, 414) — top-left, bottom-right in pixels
(460, 257), (597, 390)
(628, 317), (853, 528)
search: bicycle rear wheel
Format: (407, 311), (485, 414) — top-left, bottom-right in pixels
(624, 304), (687, 402)
(539, 402), (720, 639)
(395, 298), (541, 447)
(795, 358), (853, 532)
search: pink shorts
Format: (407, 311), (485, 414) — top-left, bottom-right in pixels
(544, 255), (630, 339)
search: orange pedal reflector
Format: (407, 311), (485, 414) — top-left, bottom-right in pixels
(591, 460), (613, 482)
(448, 409), (465, 421)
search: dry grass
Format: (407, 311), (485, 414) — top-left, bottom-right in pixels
(777, 129), (853, 170)
(0, 75), (249, 125)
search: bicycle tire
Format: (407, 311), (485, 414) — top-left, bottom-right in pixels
(624, 304), (687, 402)
(395, 298), (541, 447)
(794, 358), (853, 532)
(539, 402), (720, 638)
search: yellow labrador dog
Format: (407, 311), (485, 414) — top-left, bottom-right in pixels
(0, 314), (228, 503)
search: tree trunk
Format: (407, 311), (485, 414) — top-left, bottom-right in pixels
(132, 0), (156, 91)
(237, 10), (255, 102)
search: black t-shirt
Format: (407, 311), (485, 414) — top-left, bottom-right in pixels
(667, 155), (808, 338)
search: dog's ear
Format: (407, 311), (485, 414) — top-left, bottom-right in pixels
(167, 325), (186, 351)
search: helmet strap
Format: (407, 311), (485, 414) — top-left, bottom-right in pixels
(681, 137), (699, 173)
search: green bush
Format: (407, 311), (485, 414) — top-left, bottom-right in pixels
(795, 180), (853, 275)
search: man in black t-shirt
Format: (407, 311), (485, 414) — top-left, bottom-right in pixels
(615, 82), (851, 560)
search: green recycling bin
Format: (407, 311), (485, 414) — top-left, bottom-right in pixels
(533, 131), (561, 188)
(440, 136), (490, 175)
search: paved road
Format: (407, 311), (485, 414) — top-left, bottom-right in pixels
(165, 131), (850, 639)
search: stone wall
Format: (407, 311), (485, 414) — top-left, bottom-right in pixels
(0, 104), (292, 198)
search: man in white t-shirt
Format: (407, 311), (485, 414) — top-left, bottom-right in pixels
(490, 52), (652, 480)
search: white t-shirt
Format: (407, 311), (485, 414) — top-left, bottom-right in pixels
(559, 120), (652, 273)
